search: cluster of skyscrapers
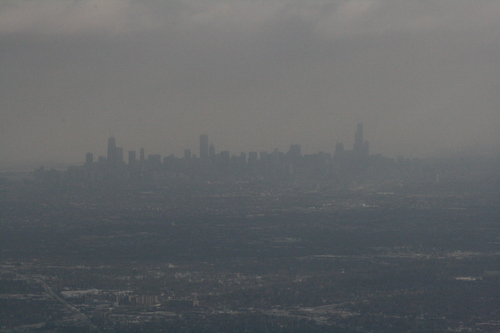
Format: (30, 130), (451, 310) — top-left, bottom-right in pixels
(33, 122), (492, 187)
(78, 123), (374, 183)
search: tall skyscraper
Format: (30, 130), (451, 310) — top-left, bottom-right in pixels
(200, 134), (209, 159)
(107, 137), (116, 163)
(85, 152), (93, 164)
(219, 151), (230, 169)
(353, 123), (369, 157)
(248, 152), (258, 165)
(128, 151), (137, 165)
(287, 144), (302, 160)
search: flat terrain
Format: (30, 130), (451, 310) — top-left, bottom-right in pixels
(1, 181), (499, 332)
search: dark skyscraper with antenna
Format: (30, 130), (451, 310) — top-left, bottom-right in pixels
(353, 123), (369, 157)
(107, 136), (117, 166)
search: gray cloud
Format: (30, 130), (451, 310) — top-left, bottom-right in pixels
(0, 0), (161, 36)
(4, 1), (499, 38)
(1, 1), (499, 167)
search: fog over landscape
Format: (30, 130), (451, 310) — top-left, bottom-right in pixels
(2, 3), (500, 332)
(1, 0), (499, 167)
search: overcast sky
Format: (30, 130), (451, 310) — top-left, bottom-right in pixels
(1, 0), (499, 167)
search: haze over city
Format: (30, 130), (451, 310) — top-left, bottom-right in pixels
(2, 3), (500, 332)
(1, 0), (499, 168)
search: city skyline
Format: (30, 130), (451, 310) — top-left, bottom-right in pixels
(94, 124), (370, 165)
(1, 120), (497, 172)
(34, 121), (487, 188)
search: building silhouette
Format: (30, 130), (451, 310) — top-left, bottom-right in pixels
(353, 123), (369, 157)
(200, 134), (209, 159)
(107, 137), (116, 163)
(74, 123), (414, 186)
(128, 151), (136, 165)
(85, 152), (93, 165)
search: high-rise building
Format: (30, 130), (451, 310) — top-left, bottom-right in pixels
(107, 137), (116, 164)
(85, 152), (93, 164)
(219, 151), (230, 169)
(128, 151), (136, 165)
(287, 144), (302, 160)
(239, 152), (247, 164)
(184, 149), (192, 160)
(260, 151), (269, 161)
(200, 134), (209, 159)
(353, 123), (369, 157)
(248, 152), (258, 165)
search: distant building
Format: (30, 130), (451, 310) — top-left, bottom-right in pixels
(353, 123), (369, 157)
(287, 144), (302, 160)
(334, 142), (345, 157)
(248, 152), (258, 165)
(128, 151), (136, 165)
(85, 152), (93, 164)
(200, 134), (209, 159)
(106, 137), (124, 166)
(260, 151), (269, 161)
(107, 137), (117, 165)
(219, 151), (230, 170)
(239, 152), (246, 164)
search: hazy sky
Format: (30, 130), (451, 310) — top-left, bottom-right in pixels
(1, 0), (499, 166)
